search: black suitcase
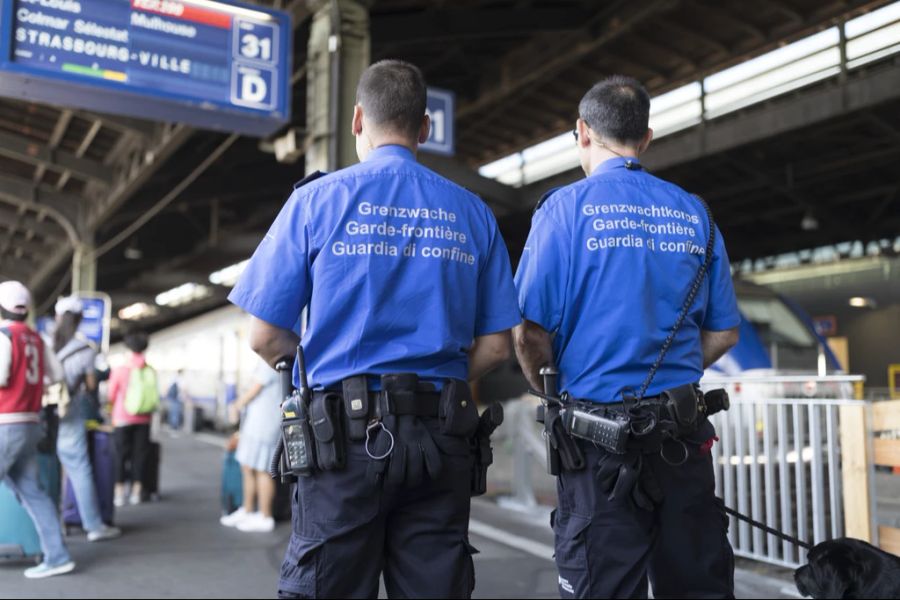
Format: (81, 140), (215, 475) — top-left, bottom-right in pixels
(142, 441), (161, 501)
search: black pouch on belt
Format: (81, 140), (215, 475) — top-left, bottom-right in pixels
(341, 375), (369, 441)
(310, 393), (347, 471)
(662, 383), (700, 436)
(439, 378), (479, 438)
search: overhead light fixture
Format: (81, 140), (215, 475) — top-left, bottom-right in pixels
(118, 302), (158, 321)
(800, 212), (819, 231)
(124, 241), (143, 261)
(155, 283), (212, 307)
(209, 259), (249, 287)
(848, 296), (877, 309)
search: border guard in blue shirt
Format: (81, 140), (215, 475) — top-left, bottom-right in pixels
(229, 60), (520, 599)
(513, 76), (741, 599)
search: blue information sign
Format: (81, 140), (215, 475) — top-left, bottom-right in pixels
(421, 87), (454, 156)
(34, 292), (110, 352)
(78, 295), (108, 350)
(0, 0), (292, 136)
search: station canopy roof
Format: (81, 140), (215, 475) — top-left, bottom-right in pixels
(0, 0), (896, 331)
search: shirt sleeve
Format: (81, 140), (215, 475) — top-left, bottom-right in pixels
(228, 190), (315, 330)
(514, 204), (570, 333)
(702, 225), (741, 331)
(0, 332), (11, 387)
(474, 216), (522, 337)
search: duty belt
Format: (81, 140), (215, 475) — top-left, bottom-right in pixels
(318, 388), (442, 419)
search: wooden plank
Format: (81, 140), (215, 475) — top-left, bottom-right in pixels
(873, 400), (900, 432)
(839, 404), (872, 542)
(873, 438), (900, 467)
(878, 526), (900, 557)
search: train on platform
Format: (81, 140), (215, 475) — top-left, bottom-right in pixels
(110, 279), (843, 430)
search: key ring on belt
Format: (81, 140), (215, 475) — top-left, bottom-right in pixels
(365, 419), (394, 460)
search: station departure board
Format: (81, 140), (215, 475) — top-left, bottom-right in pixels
(0, 0), (292, 136)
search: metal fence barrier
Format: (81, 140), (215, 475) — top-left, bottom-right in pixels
(703, 375), (866, 568)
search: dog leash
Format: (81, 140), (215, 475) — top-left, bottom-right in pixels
(723, 505), (814, 551)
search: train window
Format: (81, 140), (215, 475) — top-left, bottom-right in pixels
(737, 297), (816, 348)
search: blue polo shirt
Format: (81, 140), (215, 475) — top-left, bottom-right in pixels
(229, 145), (521, 389)
(515, 157), (740, 403)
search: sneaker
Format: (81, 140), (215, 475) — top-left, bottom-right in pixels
(128, 493), (142, 506)
(114, 494), (126, 508)
(236, 513), (275, 533)
(87, 525), (122, 542)
(219, 507), (252, 528)
(24, 561), (75, 579)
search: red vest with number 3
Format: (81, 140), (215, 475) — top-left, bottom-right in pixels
(0, 322), (45, 415)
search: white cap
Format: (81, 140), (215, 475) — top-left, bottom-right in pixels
(55, 295), (84, 316)
(0, 281), (31, 315)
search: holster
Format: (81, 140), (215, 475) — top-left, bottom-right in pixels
(310, 392), (347, 471)
(471, 403), (503, 496)
(536, 403), (585, 475)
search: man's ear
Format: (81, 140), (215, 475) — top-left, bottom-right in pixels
(577, 118), (592, 148)
(418, 113), (431, 145)
(638, 128), (654, 154)
(352, 104), (364, 136)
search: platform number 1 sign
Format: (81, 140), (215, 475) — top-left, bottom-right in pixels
(422, 88), (455, 156)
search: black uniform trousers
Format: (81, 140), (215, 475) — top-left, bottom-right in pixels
(553, 420), (734, 599)
(277, 417), (477, 599)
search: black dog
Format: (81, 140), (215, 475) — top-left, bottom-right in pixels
(794, 538), (900, 599)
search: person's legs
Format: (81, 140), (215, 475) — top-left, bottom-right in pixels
(382, 429), (476, 599)
(255, 469), (275, 518)
(279, 450), (383, 598)
(553, 442), (656, 599)
(2, 423), (72, 568)
(56, 417), (104, 532)
(129, 424), (150, 503)
(241, 464), (257, 514)
(114, 425), (133, 504)
(647, 426), (735, 599)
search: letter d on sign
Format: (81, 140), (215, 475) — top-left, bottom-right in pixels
(242, 72), (267, 103)
(233, 65), (276, 110)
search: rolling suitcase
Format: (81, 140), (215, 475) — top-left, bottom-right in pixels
(142, 441), (161, 501)
(0, 452), (61, 559)
(62, 429), (116, 530)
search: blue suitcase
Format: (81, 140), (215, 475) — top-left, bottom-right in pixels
(62, 429), (116, 530)
(0, 452), (61, 560)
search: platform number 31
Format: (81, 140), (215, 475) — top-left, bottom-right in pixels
(241, 33), (272, 62)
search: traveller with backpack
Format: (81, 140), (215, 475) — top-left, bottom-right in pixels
(52, 296), (121, 541)
(107, 332), (158, 507)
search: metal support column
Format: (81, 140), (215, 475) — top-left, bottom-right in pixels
(305, 0), (370, 173)
(72, 237), (96, 294)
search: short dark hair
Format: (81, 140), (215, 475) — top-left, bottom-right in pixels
(0, 307), (26, 322)
(124, 331), (149, 353)
(578, 76), (651, 145)
(356, 60), (427, 139)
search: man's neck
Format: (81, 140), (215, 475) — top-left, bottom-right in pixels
(588, 145), (639, 175)
(370, 139), (418, 157)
